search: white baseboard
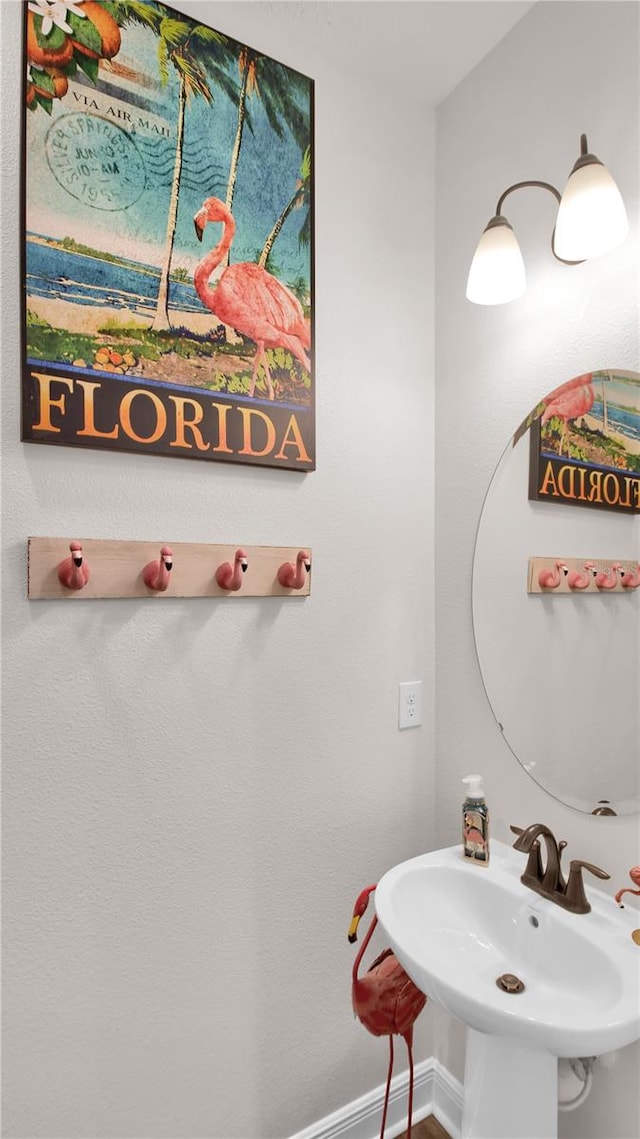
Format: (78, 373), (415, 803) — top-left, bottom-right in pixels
(289, 1056), (463, 1139)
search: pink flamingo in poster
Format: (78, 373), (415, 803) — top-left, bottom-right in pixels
(193, 197), (311, 400)
(540, 373), (595, 455)
(349, 886), (427, 1139)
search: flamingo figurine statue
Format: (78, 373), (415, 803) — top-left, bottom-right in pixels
(277, 550), (311, 589)
(567, 562), (596, 590)
(595, 562), (622, 590)
(57, 541), (90, 591)
(620, 564), (640, 590)
(615, 867), (640, 906)
(538, 560), (568, 589)
(193, 197), (311, 400)
(216, 549), (248, 592)
(349, 885), (427, 1139)
(143, 546), (173, 592)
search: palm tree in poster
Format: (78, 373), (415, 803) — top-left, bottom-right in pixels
(120, 3), (237, 331)
(259, 145), (311, 271)
(223, 45), (311, 266)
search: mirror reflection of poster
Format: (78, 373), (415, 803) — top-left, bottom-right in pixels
(526, 370), (640, 514)
(22, 0), (314, 470)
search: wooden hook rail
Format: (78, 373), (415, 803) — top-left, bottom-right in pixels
(528, 556), (640, 594)
(27, 538), (312, 600)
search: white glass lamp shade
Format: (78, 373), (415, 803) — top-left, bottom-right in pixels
(554, 160), (628, 261)
(466, 216), (526, 305)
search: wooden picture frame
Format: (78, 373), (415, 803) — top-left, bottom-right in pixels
(21, 0), (314, 470)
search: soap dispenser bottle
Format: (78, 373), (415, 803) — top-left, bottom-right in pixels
(462, 775), (489, 865)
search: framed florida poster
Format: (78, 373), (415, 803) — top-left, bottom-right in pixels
(21, 1), (315, 470)
(526, 370), (640, 514)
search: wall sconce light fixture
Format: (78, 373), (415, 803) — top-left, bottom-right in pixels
(466, 133), (628, 305)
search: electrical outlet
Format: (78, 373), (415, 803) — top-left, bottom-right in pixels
(398, 681), (422, 729)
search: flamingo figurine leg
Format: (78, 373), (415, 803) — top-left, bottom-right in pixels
(379, 1036), (394, 1139)
(405, 1028), (416, 1139)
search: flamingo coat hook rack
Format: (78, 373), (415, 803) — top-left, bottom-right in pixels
(528, 556), (639, 595)
(215, 549), (249, 592)
(57, 541), (90, 591)
(143, 546), (173, 592)
(277, 550), (311, 589)
(28, 539), (312, 600)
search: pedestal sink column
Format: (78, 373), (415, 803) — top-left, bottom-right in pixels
(462, 1028), (558, 1139)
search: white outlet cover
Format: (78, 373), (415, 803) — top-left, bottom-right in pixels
(398, 681), (422, 729)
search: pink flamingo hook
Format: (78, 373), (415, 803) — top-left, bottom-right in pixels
(216, 549), (248, 592)
(567, 562), (596, 590)
(143, 546), (173, 592)
(538, 560), (568, 589)
(615, 867), (640, 907)
(277, 550), (311, 589)
(595, 562), (622, 590)
(620, 564), (640, 590)
(57, 541), (90, 591)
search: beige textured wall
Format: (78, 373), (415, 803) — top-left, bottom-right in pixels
(1, 2), (435, 1135)
(435, 3), (640, 1136)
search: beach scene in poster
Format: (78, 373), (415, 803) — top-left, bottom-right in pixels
(23, 0), (313, 466)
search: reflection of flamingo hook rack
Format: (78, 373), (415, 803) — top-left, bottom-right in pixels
(277, 550), (311, 589)
(595, 562), (622, 590)
(143, 546), (173, 592)
(537, 560), (568, 589)
(621, 564), (640, 590)
(567, 562), (595, 590)
(57, 541), (90, 591)
(216, 549), (248, 591)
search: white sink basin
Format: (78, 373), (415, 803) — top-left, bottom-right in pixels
(375, 839), (639, 1058)
(376, 840), (640, 1139)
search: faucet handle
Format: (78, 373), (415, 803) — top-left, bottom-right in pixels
(510, 825), (543, 883)
(564, 859), (611, 914)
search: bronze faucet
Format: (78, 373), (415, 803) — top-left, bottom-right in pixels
(510, 824), (610, 914)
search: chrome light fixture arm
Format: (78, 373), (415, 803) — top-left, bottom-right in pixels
(494, 181), (583, 266)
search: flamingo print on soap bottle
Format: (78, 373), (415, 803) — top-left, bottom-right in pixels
(193, 198), (311, 401)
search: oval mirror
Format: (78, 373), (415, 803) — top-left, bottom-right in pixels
(472, 368), (640, 816)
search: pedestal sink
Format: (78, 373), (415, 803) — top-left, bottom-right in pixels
(375, 840), (640, 1139)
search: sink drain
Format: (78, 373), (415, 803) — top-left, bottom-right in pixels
(496, 973), (525, 994)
